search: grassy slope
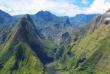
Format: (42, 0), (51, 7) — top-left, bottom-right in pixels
(42, 39), (60, 59)
(74, 36), (110, 74)
(0, 42), (49, 74)
(0, 14), (52, 74)
(49, 12), (110, 74)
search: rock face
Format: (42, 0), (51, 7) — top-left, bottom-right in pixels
(54, 31), (70, 45)
(62, 32), (70, 40)
(0, 14), (52, 74)
(64, 17), (71, 28)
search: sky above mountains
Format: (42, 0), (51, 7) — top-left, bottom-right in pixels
(0, 0), (110, 16)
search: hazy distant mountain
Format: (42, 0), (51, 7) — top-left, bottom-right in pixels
(31, 11), (76, 44)
(13, 15), (24, 19)
(70, 14), (101, 28)
(0, 10), (18, 44)
(0, 10), (12, 25)
(12, 11), (100, 45)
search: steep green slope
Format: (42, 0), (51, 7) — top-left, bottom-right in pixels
(49, 9), (110, 74)
(0, 14), (52, 74)
(75, 36), (110, 74)
(0, 10), (66, 61)
(0, 10), (19, 44)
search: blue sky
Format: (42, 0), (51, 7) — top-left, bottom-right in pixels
(73, 0), (93, 8)
(0, 0), (110, 16)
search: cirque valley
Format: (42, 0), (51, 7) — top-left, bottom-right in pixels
(0, 0), (110, 74)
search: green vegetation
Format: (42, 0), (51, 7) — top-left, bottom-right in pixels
(31, 11), (77, 44)
(0, 10), (18, 44)
(42, 39), (60, 59)
(0, 42), (48, 74)
(49, 10), (110, 74)
(0, 14), (52, 74)
(0, 10), (106, 74)
(75, 36), (110, 74)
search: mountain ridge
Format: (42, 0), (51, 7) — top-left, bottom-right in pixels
(0, 14), (52, 74)
(48, 9), (110, 74)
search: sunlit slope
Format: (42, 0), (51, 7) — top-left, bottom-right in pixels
(49, 9), (110, 74)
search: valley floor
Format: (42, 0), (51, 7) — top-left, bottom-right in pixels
(45, 62), (64, 74)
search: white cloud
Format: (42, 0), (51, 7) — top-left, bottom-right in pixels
(106, 12), (110, 15)
(0, 0), (110, 16)
(81, 0), (89, 4)
(105, 17), (110, 20)
(0, 0), (81, 16)
(83, 0), (110, 14)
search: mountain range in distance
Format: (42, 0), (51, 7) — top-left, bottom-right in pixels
(0, 10), (100, 44)
(0, 9), (108, 74)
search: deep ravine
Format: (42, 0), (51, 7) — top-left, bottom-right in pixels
(45, 62), (63, 74)
(45, 53), (64, 74)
